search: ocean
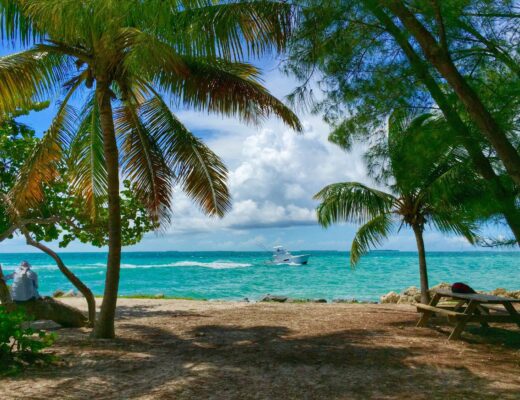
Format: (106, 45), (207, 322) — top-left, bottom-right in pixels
(0, 251), (518, 301)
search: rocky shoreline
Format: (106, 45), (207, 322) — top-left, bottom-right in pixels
(260, 283), (520, 304)
(52, 283), (520, 304)
(379, 283), (520, 304)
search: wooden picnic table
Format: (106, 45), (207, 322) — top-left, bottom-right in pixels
(416, 289), (520, 340)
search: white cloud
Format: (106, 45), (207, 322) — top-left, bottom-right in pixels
(163, 110), (369, 235)
(2, 60), (506, 253)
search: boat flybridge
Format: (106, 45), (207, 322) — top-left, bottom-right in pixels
(270, 246), (310, 265)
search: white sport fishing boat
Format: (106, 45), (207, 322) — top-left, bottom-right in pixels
(271, 246), (310, 265)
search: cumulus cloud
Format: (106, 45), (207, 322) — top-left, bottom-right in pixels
(1, 59), (498, 253)
(164, 111), (369, 234)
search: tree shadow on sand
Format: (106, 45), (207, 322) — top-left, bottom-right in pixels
(386, 315), (520, 349)
(10, 318), (520, 400)
(115, 304), (207, 320)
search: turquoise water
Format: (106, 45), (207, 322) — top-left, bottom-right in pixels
(0, 251), (518, 301)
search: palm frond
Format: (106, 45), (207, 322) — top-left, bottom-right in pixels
(0, 48), (71, 116)
(68, 94), (108, 219)
(0, 0), (41, 45)
(116, 101), (173, 224)
(351, 213), (394, 266)
(314, 182), (395, 227)
(145, 54), (302, 130)
(139, 95), (231, 217)
(429, 212), (478, 245)
(122, 28), (189, 79)
(149, 0), (295, 60)
(15, 0), (101, 43)
(9, 101), (75, 212)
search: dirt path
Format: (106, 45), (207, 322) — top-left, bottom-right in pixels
(3, 299), (520, 399)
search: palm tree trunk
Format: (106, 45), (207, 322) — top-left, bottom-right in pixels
(21, 229), (96, 326)
(386, 0), (520, 186)
(93, 80), (122, 339)
(412, 224), (430, 304)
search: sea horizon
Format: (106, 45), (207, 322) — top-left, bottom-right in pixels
(1, 248), (518, 254)
(1, 250), (518, 301)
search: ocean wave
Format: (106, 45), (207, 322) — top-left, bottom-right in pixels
(1, 261), (252, 271)
(118, 261), (251, 269)
(166, 261), (251, 269)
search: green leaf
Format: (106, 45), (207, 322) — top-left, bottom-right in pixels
(314, 182), (395, 227)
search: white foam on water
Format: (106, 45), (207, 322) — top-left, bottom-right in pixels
(117, 261), (252, 269)
(2, 261), (251, 271)
(167, 261), (251, 269)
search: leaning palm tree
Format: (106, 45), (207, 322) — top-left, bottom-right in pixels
(315, 112), (477, 304)
(0, 0), (301, 338)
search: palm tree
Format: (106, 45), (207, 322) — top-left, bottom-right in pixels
(0, 0), (301, 338)
(314, 112), (477, 304)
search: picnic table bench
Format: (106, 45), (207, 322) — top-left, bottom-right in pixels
(416, 289), (520, 340)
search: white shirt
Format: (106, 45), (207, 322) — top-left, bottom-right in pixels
(5, 267), (40, 301)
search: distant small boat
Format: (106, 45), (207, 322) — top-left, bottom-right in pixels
(270, 246), (310, 265)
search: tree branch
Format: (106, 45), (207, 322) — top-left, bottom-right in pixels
(0, 224), (18, 243)
(429, 0), (449, 54)
(20, 227), (96, 325)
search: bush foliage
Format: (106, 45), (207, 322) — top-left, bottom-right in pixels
(0, 306), (56, 376)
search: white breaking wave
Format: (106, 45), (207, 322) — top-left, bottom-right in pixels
(1, 261), (251, 271)
(118, 261), (251, 269)
(166, 261), (251, 269)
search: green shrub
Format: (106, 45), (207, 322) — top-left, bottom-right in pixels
(0, 306), (57, 376)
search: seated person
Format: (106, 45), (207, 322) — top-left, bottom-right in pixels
(2, 261), (40, 302)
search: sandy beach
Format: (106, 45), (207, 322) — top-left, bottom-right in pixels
(2, 298), (520, 399)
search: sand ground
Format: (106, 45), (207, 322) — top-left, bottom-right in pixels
(2, 298), (520, 400)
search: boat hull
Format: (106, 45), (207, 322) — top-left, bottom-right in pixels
(289, 255), (310, 265)
(272, 254), (310, 265)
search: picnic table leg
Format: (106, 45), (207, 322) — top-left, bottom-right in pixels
(449, 300), (479, 340)
(501, 302), (520, 328)
(475, 306), (490, 328)
(417, 292), (442, 327)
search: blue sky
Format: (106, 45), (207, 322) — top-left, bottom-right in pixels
(0, 45), (515, 253)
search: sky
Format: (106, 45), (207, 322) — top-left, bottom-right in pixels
(0, 47), (514, 253)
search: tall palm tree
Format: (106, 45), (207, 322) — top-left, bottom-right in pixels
(0, 0), (301, 338)
(315, 112), (477, 304)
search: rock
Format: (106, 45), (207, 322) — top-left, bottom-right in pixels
(260, 294), (288, 303)
(154, 293), (165, 299)
(242, 297), (250, 302)
(380, 291), (400, 304)
(333, 298), (369, 304)
(312, 299), (327, 303)
(8, 297), (87, 327)
(429, 282), (451, 295)
(402, 286), (420, 296)
(62, 289), (76, 297)
(507, 291), (520, 299)
(53, 290), (65, 298)
(490, 288), (508, 296)
(397, 295), (417, 305)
